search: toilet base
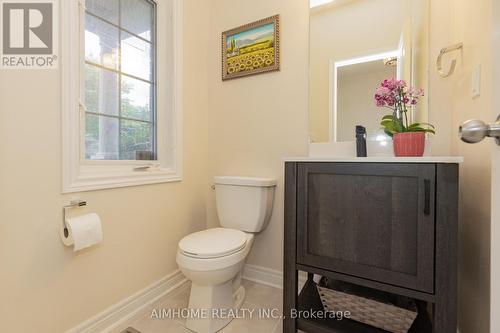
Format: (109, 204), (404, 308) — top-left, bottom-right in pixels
(185, 282), (246, 333)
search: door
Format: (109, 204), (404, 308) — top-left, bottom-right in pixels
(460, 76), (500, 332)
(296, 162), (436, 293)
(492, 127), (500, 332)
(460, 2), (500, 328)
(461, 116), (500, 331)
(492, 3), (500, 329)
(492, 133), (500, 332)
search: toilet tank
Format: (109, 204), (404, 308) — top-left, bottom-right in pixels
(214, 176), (277, 233)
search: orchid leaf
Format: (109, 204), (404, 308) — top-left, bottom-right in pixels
(408, 122), (436, 129)
(417, 122), (436, 129)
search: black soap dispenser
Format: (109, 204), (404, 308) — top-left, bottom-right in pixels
(356, 126), (367, 157)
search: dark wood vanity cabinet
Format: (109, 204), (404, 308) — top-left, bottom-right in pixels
(284, 162), (459, 333)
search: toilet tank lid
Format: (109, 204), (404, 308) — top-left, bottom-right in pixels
(214, 176), (277, 187)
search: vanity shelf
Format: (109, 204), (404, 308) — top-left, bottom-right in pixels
(296, 276), (432, 333)
(283, 161), (459, 333)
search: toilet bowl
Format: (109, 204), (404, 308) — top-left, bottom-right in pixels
(176, 177), (276, 333)
(176, 230), (254, 332)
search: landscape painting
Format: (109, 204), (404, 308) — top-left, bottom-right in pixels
(222, 15), (280, 80)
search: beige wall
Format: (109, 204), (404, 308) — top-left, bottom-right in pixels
(450, 1), (492, 332)
(430, 0), (492, 332)
(0, 0), (495, 332)
(0, 0), (210, 331)
(206, 0), (309, 272)
(309, 0), (407, 142)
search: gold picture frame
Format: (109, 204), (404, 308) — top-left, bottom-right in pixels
(222, 15), (280, 81)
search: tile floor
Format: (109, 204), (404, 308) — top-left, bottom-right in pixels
(112, 279), (284, 333)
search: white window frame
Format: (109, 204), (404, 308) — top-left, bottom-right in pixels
(61, 0), (183, 193)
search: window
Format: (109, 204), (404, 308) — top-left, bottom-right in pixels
(84, 0), (156, 161)
(62, 0), (182, 193)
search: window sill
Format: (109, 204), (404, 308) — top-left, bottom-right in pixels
(62, 167), (182, 193)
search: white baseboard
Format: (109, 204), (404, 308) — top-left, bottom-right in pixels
(242, 264), (307, 290)
(66, 269), (187, 333)
(242, 264), (284, 289)
(68, 265), (305, 333)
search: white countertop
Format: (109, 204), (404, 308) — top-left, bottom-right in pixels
(283, 156), (464, 163)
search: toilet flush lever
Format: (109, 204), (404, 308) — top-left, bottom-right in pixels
(459, 115), (500, 145)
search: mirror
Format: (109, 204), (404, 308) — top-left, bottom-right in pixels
(309, 0), (429, 143)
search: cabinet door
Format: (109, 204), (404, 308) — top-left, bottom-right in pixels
(297, 163), (435, 293)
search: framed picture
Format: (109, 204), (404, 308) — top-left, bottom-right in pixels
(222, 15), (280, 81)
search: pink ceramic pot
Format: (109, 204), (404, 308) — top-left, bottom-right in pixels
(393, 132), (425, 157)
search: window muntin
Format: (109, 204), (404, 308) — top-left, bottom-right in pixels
(84, 0), (156, 161)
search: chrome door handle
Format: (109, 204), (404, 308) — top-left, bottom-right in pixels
(459, 115), (500, 145)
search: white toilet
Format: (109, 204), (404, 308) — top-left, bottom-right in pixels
(176, 176), (277, 333)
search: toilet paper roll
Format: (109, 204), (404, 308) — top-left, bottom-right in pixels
(61, 213), (103, 252)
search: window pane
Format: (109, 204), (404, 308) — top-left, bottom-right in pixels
(85, 64), (119, 116)
(86, 0), (119, 24)
(120, 120), (154, 160)
(121, 76), (152, 121)
(121, 33), (152, 81)
(85, 114), (120, 160)
(85, 14), (119, 69)
(84, 0), (156, 162)
(121, 0), (153, 41)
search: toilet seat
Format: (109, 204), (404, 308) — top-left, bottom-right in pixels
(178, 228), (247, 259)
(177, 233), (254, 272)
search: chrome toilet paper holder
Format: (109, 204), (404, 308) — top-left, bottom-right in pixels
(62, 200), (87, 238)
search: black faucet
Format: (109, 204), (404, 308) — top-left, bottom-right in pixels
(356, 126), (367, 157)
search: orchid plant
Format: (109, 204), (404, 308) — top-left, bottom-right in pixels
(374, 78), (435, 137)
